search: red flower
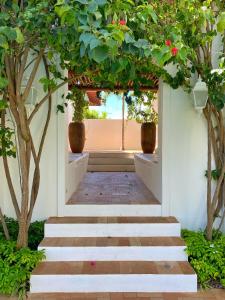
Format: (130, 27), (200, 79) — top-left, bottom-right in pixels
(90, 261), (96, 266)
(119, 20), (126, 26)
(171, 47), (179, 56)
(165, 39), (172, 47)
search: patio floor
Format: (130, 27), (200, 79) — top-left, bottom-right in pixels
(67, 172), (159, 205)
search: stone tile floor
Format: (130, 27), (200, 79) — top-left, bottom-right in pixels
(67, 172), (159, 205)
(26, 289), (225, 300)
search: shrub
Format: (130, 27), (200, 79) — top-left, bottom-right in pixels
(182, 229), (225, 288)
(0, 217), (45, 250)
(0, 239), (45, 298)
(84, 108), (107, 119)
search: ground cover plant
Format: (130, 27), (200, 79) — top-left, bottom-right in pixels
(182, 229), (225, 289)
(0, 217), (45, 298)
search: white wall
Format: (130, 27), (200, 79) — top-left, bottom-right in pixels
(160, 80), (208, 230)
(66, 154), (89, 202)
(135, 154), (162, 202)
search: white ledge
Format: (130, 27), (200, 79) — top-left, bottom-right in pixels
(134, 153), (159, 165)
(68, 152), (89, 164)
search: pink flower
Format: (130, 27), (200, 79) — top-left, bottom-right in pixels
(165, 40), (172, 47)
(90, 261), (96, 266)
(171, 47), (179, 56)
(119, 20), (126, 26)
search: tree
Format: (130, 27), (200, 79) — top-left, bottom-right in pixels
(0, 0), (159, 248)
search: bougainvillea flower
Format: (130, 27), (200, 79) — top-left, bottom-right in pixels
(119, 20), (126, 25)
(171, 47), (179, 56)
(165, 40), (172, 46)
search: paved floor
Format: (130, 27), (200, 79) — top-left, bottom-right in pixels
(27, 290), (225, 300)
(67, 172), (159, 205)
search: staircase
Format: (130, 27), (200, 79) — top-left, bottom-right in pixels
(30, 216), (197, 295)
(87, 151), (135, 172)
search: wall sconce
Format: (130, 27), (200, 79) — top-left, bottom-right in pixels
(192, 77), (208, 114)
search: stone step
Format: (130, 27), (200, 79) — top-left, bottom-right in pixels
(44, 217), (181, 238)
(88, 157), (134, 165)
(39, 237), (187, 261)
(87, 164), (135, 172)
(88, 152), (137, 159)
(30, 261), (197, 293)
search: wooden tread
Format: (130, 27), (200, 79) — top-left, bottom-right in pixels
(46, 217), (178, 224)
(32, 261), (194, 275)
(39, 237), (185, 247)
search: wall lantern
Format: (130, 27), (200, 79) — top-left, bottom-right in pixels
(192, 76), (208, 114)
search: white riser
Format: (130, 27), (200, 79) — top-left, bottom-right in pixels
(39, 246), (187, 261)
(30, 274), (197, 293)
(61, 205), (162, 217)
(45, 223), (181, 237)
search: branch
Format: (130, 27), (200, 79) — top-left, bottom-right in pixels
(0, 207), (10, 240)
(28, 76), (77, 124)
(16, 47), (29, 97)
(1, 111), (20, 219)
(212, 162), (225, 210)
(22, 48), (44, 102)
(27, 55), (52, 225)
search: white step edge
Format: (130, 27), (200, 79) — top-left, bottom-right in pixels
(61, 204), (162, 217)
(38, 246), (187, 261)
(30, 274), (197, 293)
(45, 223), (181, 237)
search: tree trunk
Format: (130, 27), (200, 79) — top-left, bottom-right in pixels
(17, 217), (28, 248)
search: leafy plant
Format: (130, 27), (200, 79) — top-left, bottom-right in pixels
(84, 108), (107, 119)
(67, 87), (88, 123)
(0, 239), (45, 298)
(0, 217), (45, 250)
(127, 91), (158, 124)
(182, 229), (225, 288)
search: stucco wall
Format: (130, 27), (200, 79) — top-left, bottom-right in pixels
(160, 80), (208, 230)
(83, 119), (142, 151)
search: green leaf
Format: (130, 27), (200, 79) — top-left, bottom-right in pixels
(75, 0), (89, 4)
(90, 37), (101, 50)
(217, 12), (225, 33)
(55, 5), (70, 18)
(91, 45), (108, 63)
(96, 0), (107, 5)
(79, 32), (95, 47)
(0, 77), (8, 89)
(0, 35), (8, 49)
(15, 28), (24, 44)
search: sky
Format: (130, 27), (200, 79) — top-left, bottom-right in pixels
(89, 93), (128, 119)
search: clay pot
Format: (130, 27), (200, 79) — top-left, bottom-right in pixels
(69, 122), (85, 153)
(141, 122), (156, 154)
